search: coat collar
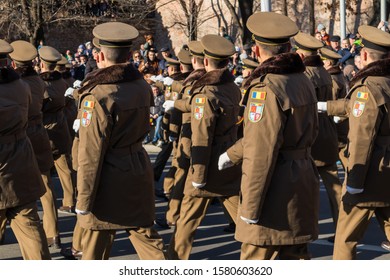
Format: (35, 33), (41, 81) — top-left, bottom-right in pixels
(303, 54), (324, 67)
(0, 67), (20, 84)
(79, 63), (143, 94)
(40, 70), (63, 82)
(15, 65), (37, 78)
(170, 71), (191, 82)
(243, 52), (306, 88)
(192, 68), (235, 91)
(349, 58), (390, 87)
(183, 68), (206, 87)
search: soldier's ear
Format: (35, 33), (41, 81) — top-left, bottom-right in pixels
(11, 61), (16, 69)
(204, 57), (209, 67)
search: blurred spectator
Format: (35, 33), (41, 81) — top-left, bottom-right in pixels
(143, 85), (165, 145)
(85, 41), (93, 57)
(315, 32), (326, 46)
(85, 47), (99, 75)
(73, 54), (87, 80)
(316, 23), (330, 46)
(138, 48), (159, 76)
(37, 40), (44, 50)
(65, 50), (73, 62)
(144, 35), (155, 51)
(228, 46), (242, 76)
(131, 50), (142, 69)
(76, 44), (86, 56)
(158, 47), (172, 76)
(140, 43), (147, 58)
(74, 53), (81, 65)
(99, 0), (108, 16)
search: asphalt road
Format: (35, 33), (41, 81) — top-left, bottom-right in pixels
(1, 144), (389, 260)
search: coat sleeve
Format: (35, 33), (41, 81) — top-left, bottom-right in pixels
(327, 99), (350, 117)
(240, 89), (285, 220)
(190, 93), (217, 184)
(346, 86), (380, 190)
(76, 94), (112, 211)
(227, 138), (243, 164)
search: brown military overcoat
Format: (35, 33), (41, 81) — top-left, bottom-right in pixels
(184, 68), (242, 197)
(0, 67), (45, 209)
(227, 53), (320, 246)
(328, 66), (349, 148)
(41, 71), (72, 157)
(174, 68), (206, 169)
(17, 67), (54, 173)
(304, 55), (339, 166)
(74, 63), (156, 230)
(342, 58), (390, 207)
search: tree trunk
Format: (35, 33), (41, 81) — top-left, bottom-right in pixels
(238, 0), (253, 45)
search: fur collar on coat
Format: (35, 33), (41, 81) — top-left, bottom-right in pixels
(79, 63), (142, 94)
(192, 67), (235, 91)
(303, 54), (324, 67)
(40, 70), (63, 82)
(183, 68), (206, 87)
(350, 58), (390, 87)
(243, 52), (306, 88)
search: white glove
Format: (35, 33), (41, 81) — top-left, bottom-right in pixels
(65, 87), (75, 97)
(333, 116), (341, 123)
(317, 101), (327, 112)
(73, 119), (80, 133)
(218, 152), (234, 170)
(156, 74), (165, 82)
(73, 80), (82, 88)
(234, 76), (243, 86)
(75, 208), (90, 215)
(240, 216), (259, 224)
(150, 75), (157, 82)
(163, 77), (174, 86)
(168, 136), (177, 142)
(346, 185), (364, 194)
(192, 182), (206, 189)
(163, 100), (175, 112)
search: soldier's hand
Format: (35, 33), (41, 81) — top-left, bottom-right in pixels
(163, 76), (174, 86)
(163, 100), (175, 112)
(218, 152), (234, 170)
(333, 116), (341, 123)
(346, 185), (364, 194)
(73, 80), (83, 88)
(192, 182), (206, 189)
(168, 136), (177, 142)
(65, 87), (75, 98)
(317, 101), (327, 112)
(234, 76), (243, 86)
(240, 216), (259, 224)
(156, 74), (165, 82)
(150, 75), (158, 82)
(75, 208), (90, 215)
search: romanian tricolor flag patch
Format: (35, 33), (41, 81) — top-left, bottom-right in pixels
(195, 97), (205, 104)
(251, 91), (266, 100)
(84, 100), (95, 109)
(356, 91), (368, 100)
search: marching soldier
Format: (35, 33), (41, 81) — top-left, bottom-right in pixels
(74, 22), (165, 260)
(162, 49), (193, 198)
(9, 40), (61, 249)
(319, 47), (349, 169)
(167, 34), (242, 260)
(333, 25), (390, 259)
(294, 32), (342, 236)
(0, 39), (51, 259)
(156, 42), (206, 228)
(39, 46), (76, 214)
(219, 12), (319, 259)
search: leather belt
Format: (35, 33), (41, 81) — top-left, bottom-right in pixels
(0, 131), (27, 144)
(278, 148), (311, 160)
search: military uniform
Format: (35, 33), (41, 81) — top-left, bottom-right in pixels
(295, 32), (342, 230)
(74, 22), (165, 260)
(168, 35), (242, 260)
(39, 46), (76, 212)
(165, 41), (206, 226)
(222, 12), (320, 260)
(57, 56), (77, 140)
(9, 40), (60, 248)
(0, 39), (50, 259)
(333, 26), (390, 259)
(320, 47), (349, 169)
